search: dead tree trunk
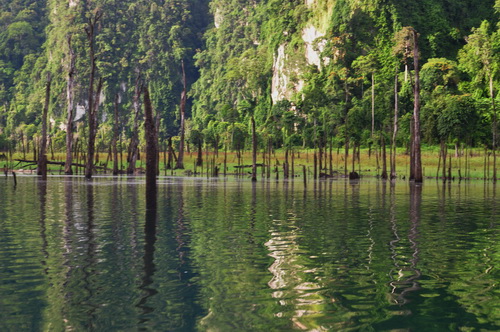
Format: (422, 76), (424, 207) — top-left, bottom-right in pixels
(490, 75), (497, 182)
(167, 137), (174, 169)
(251, 116), (257, 182)
(85, 77), (103, 178)
(391, 69), (398, 179)
(143, 85), (158, 191)
(441, 140), (447, 181)
(127, 75), (142, 174)
(84, 10), (103, 179)
(196, 141), (203, 167)
(344, 139), (349, 177)
(409, 117), (415, 181)
(112, 93), (120, 175)
(65, 35), (76, 175)
(381, 136), (388, 179)
(176, 60), (187, 169)
(371, 72), (375, 138)
(352, 143), (356, 173)
(411, 28), (423, 183)
(154, 100), (161, 176)
(20, 132), (26, 160)
(38, 73), (51, 180)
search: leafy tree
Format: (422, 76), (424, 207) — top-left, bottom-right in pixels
(459, 20), (500, 181)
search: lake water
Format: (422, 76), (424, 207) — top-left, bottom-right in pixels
(0, 176), (498, 331)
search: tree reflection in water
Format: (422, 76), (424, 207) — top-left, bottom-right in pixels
(1, 177), (498, 331)
(388, 183), (422, 306)
(137, 177), (158, 325)
(265, 181), (327, 330)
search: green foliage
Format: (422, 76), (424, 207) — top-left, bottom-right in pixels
(231, 122), (247, 151)
(421, 58), (460, 92)
(0, 0), (499, 161)
(458, 20), (500, 98)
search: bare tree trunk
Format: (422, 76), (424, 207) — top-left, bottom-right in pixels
(441, 140), (447, 182)
(176, 60), (187, 169)
(33, 138), (38, 162)
(73, 138), (78, 167)
(38, 73), (51, 180)
(127, 76), (142, 174)
(410, 118), (415, 181)
(155, 100), (161, 176)
(50, 137), (55, 161)
(358, 144), (361, 173)
(84, 10), (103, 179)
(196, 141), (203, 167)
(382, 136), (388, 179)
(112, 93), (119, 175)
(143, 85), (158, 191)
(352, 143), (356, 173)
(20, 132), (26, 160)
(329, 139), (333, 175)
(371, 72), (375, 138)
(344, 139), (349, 177)
(164, 149), (169, 174)
(411, 28), (423, 183)
(437, 144), (441, 179)
(343, 78), (350, 178)
(165, 137), (173, 169)
(313, 151), (317, 180)
(251, 115), (257, 182)
(224, 145), (228, 176)
(65, 35), (76, 175)
(391, 70), (398, 180)
(85, 77), (103, 178)
(318, 141), (323, 174)
(490, 75), (497, 182)
(448, 155), (452, 180)
(484, 147), (488, 180)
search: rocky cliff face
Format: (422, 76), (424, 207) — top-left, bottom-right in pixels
(193, 0), (496, 116)
(271, 1), (331, 103)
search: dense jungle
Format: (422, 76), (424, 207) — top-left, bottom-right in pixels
(0, 0), (499, 181)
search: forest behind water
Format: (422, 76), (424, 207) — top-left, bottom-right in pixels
(0, 0), (499, 181)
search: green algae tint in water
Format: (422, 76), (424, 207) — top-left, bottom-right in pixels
(0, 176), (498, 331)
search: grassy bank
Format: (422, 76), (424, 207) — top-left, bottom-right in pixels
(2, 145), (497, 181)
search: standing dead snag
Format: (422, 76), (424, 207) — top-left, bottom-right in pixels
(411, 28), (423, 183)
(393, 26), (422, 182)
(84, 9), (103, 179)
(112, 93), (120, 175)
(489, 75), (497, 182)
(390, 69), (398, 180)
(176, 60), (187, 169)
(38, 73), (51, 180)
(65, 35), (76, 175)
(127, 75), (142, 174)
(143, 85), (158, 192)
(251, 115), (257, 182)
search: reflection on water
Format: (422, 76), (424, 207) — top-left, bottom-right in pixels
(0, 176), (498, 331)
(137, 182), (158, 326)
(388, 184), (422, 307)
(265, 186), (326, 330)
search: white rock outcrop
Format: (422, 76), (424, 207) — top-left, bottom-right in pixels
(272, 45), (304, 103)
(272, 23), (329, 103)
(214, 8), (223, 28)
(302, 24), (328, 68)
(271, 44), (288, 103)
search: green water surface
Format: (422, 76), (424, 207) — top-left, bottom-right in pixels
(0, 176), (498, 331)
